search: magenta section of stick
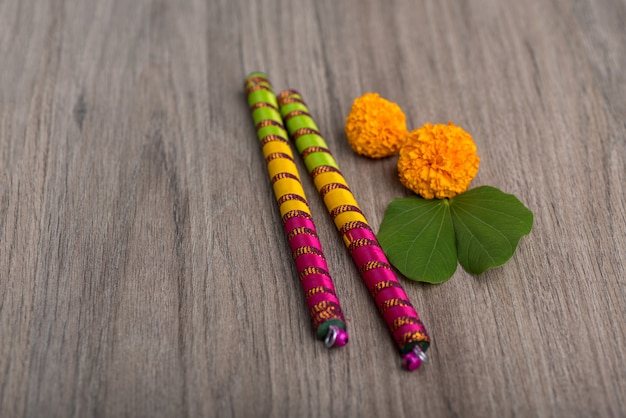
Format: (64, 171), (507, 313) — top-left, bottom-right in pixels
(344, 227), (428, 350)
(361, 267), (397, 289)
(351, 243), (387, 263)
(384, 306), (420, 327)
(375, 286), (415, 306)
(283, 215), (341, 311)
(394, 322), (427, 343)
(343, 226), (376, 242)
(296, 261), (337, 292)
(351, 247), (385, 268)
(283, 216), (317, 236)
(293, 253), (326, 271)
(307, 291), (340, 308)
(288, 233), (321, 252)
(299, 274), (338, 293)
(295, 264), (337, 294)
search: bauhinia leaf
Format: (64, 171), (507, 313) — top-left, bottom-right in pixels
(449, 186), (534, 274)
(377, 186), (534, 283)
(377, 196), (457, 283)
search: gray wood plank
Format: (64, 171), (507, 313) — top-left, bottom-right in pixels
(1, 0), (625, 417)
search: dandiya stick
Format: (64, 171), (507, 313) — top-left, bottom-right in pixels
(244, 73), (348, 347)
(277, 90), (430, 370)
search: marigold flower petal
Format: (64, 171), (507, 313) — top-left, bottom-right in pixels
(345, 93), (408, 158)
(398, 123), (480, 199)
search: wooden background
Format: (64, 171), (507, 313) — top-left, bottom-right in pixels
(1, 0), (625, 416)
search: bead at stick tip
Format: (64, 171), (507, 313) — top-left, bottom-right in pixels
(324, 325), (348, 348)
(403, 346), (429, 371)
(333, 329), (349, 347)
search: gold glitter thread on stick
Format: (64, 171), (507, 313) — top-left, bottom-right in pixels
(244, 73), (348, 346)
(277, 89), (430, 371)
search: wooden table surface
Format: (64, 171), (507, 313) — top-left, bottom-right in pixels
(1, 0), (625, 417)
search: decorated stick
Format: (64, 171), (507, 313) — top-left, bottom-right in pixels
(277, 90), (430, 370)
(244, 73), (348, 347)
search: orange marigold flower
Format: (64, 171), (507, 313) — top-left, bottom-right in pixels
(398, 123), (480, 199)
(345, 93), (408, 158)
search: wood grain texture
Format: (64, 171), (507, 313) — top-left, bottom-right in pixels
(1, 0), (625, 417)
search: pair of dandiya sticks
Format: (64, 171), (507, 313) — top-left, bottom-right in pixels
(244, 72), (430, 371)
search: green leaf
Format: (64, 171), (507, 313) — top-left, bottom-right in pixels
(377, 197), (457, 283)
(450, 186), (534, 274)
(377, 186), (534, 283)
